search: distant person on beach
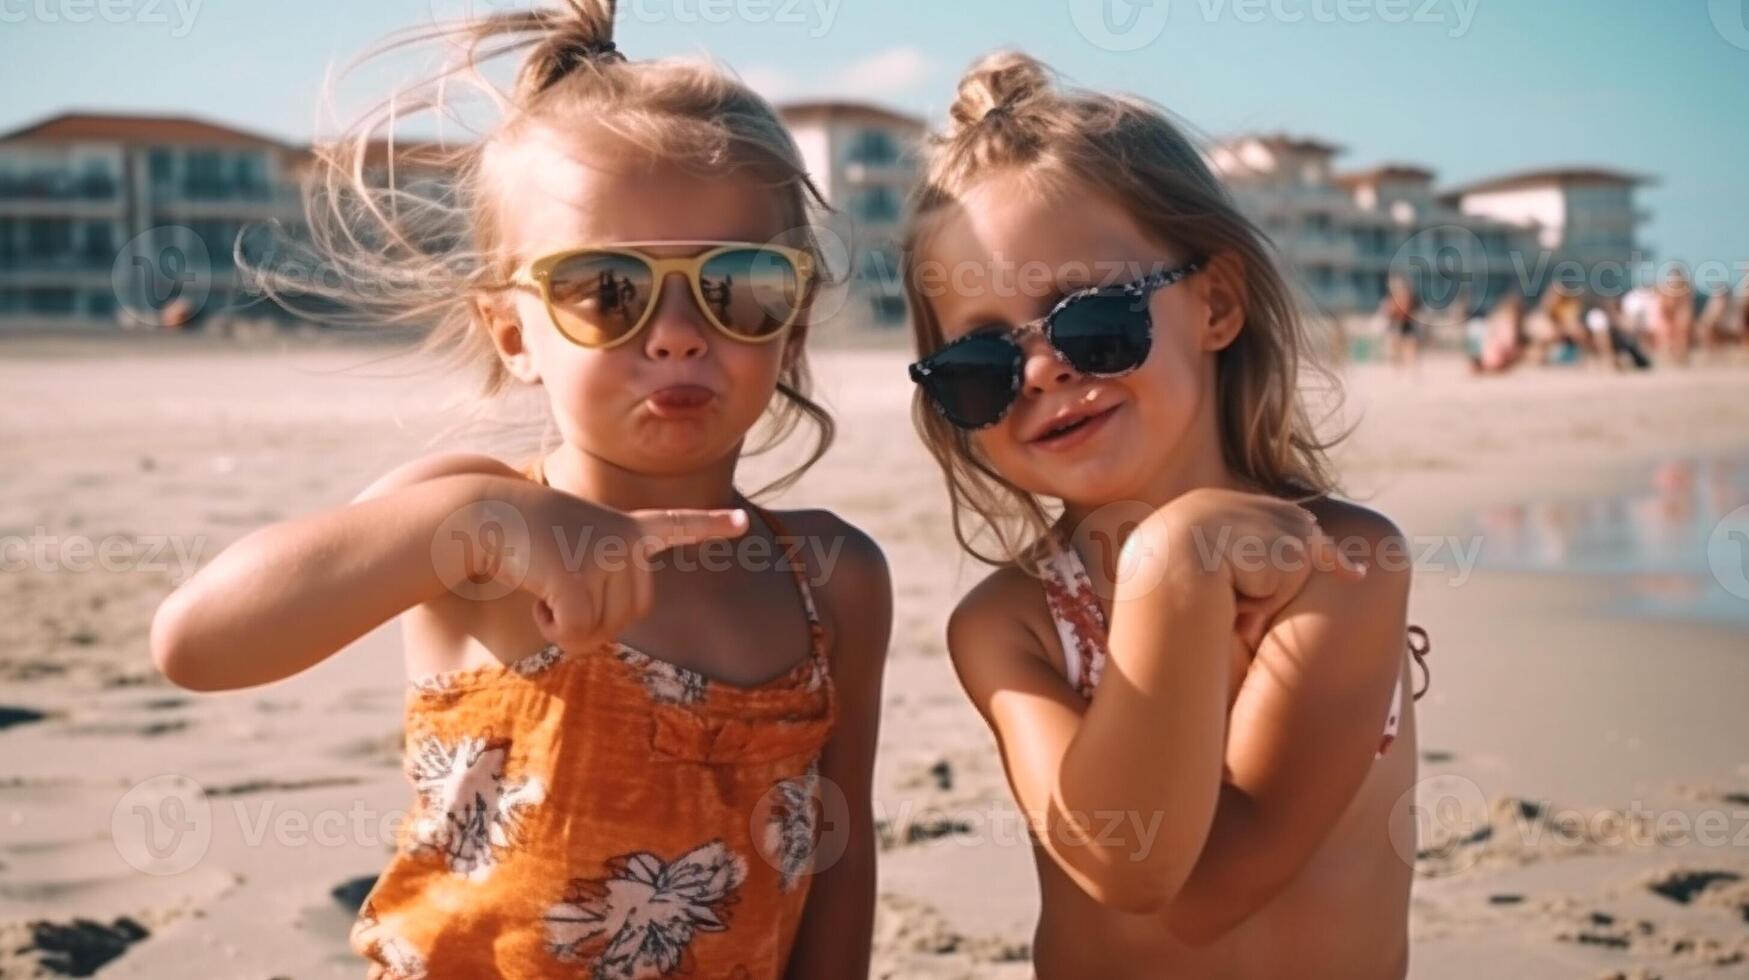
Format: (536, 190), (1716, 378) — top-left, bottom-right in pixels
(1379, 274), (1422, 369)
(1651, 266), (1696, 365)
(1471, 290), (1527, 374)
(1585, 293), (1652, 370)
(1695, 279), (1737, 353)
(902, 51), (1427, 979)
(149, 3), (890, 977)
(1530, 281), (1590, 364)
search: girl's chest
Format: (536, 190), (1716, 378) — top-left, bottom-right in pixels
(617, 562), (817, 688)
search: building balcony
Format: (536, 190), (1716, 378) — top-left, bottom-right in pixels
(1286, 236), (1356, 265)
(0, 254), (118, 275)
(842, 160), (913, 185)
(0, 176), (121, 201)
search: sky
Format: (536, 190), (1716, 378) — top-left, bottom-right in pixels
(2, 0), (1745, 269)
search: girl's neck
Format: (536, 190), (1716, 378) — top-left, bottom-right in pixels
(540, 445), (744, 513)
(1056, 422), (1247, 583)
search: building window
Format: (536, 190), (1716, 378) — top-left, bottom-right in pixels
(27, 288), (78, 314)
(26, 218), (74, 258)
(235, 153), (269, 199)
(869, 294), (907, 325)
(847, 129), (899, 166)
(856, 246), (899, 284)
(148, 148), (175, 185)
(850, 186), (901, 225)
(83, 221), (116, 266)
(184, 150), (225, 199)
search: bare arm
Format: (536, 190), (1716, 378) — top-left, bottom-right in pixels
(950, 492), (1365, 912)
(149, 454), (541, 691)
(949, 540), (1231, 913)
(785, 519), (891, 979)
(150, 453), (749, 692)
(1164, 507), (1411, 944)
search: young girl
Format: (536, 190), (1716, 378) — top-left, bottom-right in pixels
(150, 3), (890, 977)
(903, 53), (1428, 978)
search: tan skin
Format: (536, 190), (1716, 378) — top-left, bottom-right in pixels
(150, 126), (889, 979)
(923, 172), (1415, 979)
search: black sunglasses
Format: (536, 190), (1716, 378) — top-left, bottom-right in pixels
(908, 258), (1204, 430)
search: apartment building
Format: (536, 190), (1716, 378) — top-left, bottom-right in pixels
(0, 112), (309, 327)
(1207, 133), (1650, 316)
(778, 101), (926, 329)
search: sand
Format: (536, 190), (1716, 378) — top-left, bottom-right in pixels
(2, 334), (1747, 979)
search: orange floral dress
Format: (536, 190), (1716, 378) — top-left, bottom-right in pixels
(350, 475), (837, 979)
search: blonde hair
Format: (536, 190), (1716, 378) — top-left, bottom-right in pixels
(250, 0), (833, 497)
(903, 51), (1342, 567)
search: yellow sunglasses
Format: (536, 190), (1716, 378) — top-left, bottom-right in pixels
(510, 241), (817, 349)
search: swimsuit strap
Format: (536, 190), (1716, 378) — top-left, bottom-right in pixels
(1038, 542), (1107, 701)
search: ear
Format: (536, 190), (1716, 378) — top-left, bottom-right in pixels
(475, 291), (541, 385)
(1194, 250), (1248, 352)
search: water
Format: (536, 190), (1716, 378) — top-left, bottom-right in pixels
(1463, 454), (1749, 626)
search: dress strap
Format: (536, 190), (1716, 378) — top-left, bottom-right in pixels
(743, 504), (826, 640)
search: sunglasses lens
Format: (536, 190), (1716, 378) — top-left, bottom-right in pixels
(544, 252), (656, 346)
(1051, 292), (1153, 374)
(917, 335), (1021, 429)
(698, 247), (803, 339)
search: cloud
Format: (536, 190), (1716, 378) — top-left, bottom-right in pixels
(832, 45), (933, 94)
(741, 45), (935, 105)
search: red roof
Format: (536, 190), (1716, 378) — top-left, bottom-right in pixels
(0, 111), (298, 150)
(1447, 167), (1653, 196)
(778, 101), (925, 132)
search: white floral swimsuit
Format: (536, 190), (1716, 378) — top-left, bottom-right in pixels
(351, 485), (836, 979)
(1038, 544), (1427, 758)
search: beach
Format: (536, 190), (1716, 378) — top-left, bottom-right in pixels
(2, 335), (1747, 979)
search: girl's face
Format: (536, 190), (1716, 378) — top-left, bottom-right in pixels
(919, 170), (1239, 507)
(485, 127), (801, 476)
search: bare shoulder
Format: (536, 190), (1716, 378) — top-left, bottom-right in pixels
(771, 508), (888, 594)
(352, 452), (526, 503)
(947, 565), (1055, 677)
(1277, 496), (1412, 654)
(769, 509), (891, 643)
(1304, 496), (1404, 550)
(1304, 497), (1413, 593)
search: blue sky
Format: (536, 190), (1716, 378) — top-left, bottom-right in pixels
(2, 0), (1745, 267)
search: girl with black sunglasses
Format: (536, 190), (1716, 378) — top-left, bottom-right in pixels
(902, 51), (1428, 979)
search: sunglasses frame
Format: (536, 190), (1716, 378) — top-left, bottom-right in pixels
(510, 241), (818, 349)
(909, 258), (1205, 430)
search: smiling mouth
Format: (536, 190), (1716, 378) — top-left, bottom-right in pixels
(1030, 403), (1120, 444)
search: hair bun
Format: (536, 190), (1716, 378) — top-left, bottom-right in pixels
(518, 0), (624, 96)
(947, 51), (1052, 138)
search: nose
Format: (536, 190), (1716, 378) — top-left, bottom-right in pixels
(642, 272), (710, 361)
(1019, 333), (1077, 396)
